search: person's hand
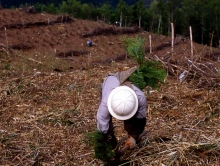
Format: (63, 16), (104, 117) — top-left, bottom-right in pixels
(124, 135), (136, 149)
(103, 132), (117, 149)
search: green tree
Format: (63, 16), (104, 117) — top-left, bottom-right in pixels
(136, 0), (146, 28)
(157, 0), (167, 34)
(59, 1), (69, 14)
(182, 0), (200, 42)
(182, 0), (210, 44)
(81, 3), (94, 19)
(97, 3), (113, 23)
(115, 0), (127, 27)
(165, 0), (184, 35)
(124, 5), (134, 27)
(59, 0), (82, 18)
(34, 2), (43, 12)
(122, 36), (167, 90)
(208, 0), (220, 46)
(166, 0), (182, 23)
(197, 0), (210, 44)
(148, 0), (159, 32)
(45, 3), (58, 14)
(65, 0), (82, 17)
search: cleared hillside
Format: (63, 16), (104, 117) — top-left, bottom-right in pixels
(0, 8), (220, 165)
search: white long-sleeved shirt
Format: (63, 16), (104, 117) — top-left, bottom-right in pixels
(97, 75), (147, 134)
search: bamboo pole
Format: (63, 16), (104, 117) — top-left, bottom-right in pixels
(189, 26), (193, 57)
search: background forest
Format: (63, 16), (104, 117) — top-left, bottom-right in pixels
(1, 0), (220, 47)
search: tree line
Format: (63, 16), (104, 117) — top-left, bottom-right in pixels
(14, 0), (220, 47)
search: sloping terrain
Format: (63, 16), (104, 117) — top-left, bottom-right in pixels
(0, 8), (220, 165)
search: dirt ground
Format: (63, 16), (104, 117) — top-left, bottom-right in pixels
(0, 8), (220, 165)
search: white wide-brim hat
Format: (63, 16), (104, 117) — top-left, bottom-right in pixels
(107, 86), (138, 120)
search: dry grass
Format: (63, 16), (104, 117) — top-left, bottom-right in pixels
(1, 48), (220, 165)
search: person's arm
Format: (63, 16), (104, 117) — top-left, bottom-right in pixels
(97, 76), (120, 133)
(97, 98), (111, 134)
(96, 76), (120, 149)
(124, 116), (146, 141)
(124, 85), (147, 141)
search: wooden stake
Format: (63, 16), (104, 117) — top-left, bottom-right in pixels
(149, 35), (152, 54)
(139, 16), (141, 28)
(171, 23), (174, 55)
(120, 11), (122, 27)
(209, 31), (214, 54)
(190, 26), (193, 57)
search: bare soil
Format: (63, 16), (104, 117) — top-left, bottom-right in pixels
(0, 8), (220, 165)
